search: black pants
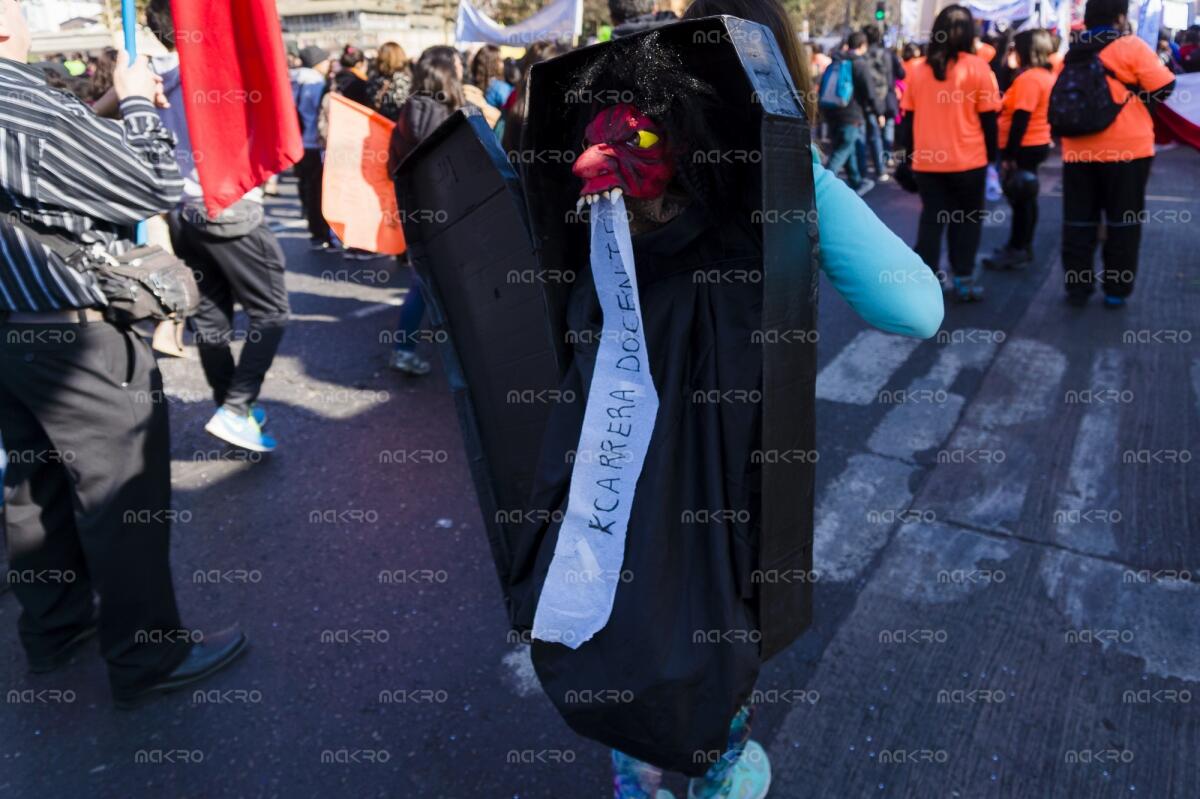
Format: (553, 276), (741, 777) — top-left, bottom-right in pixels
(1006, 145), (1050, 251)
(1062, 157), (1153, 299)
(0, 320), (191, 696)
(294, 148), (329, 243)
(169, 215), (290, 415)
(914, 166), (987, 277)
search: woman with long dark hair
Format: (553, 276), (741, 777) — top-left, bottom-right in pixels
(470, 44), (513, 109)
(984, 29), (1055, 270)
(386, 46), (466, 375)
(898, 4), (1001, 302)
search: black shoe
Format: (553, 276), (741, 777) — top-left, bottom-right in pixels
(113, 627), (248, 710)
(982, 247), (1032, 270)
(27, 623), (99, 674)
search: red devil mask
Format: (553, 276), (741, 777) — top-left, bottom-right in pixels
(572, 103), (673, 200)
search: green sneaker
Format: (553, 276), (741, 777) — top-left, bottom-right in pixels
(688, 740), (771, 799)
(657, 792), (678, 799)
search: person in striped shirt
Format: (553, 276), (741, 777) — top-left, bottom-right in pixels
(0, 0), (247, 707)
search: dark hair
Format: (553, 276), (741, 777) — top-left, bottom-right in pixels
(470, 44), (503, 87)
(847, 31), (868, 50)
(902, 42), (921, 61)
(501, 41), (562, 153)
(608, 0), (655, 24)
(863, 24), (882, 46)
(1013, 29), (1053, 70)
(87, 48), (119, 102)
(927, 4), (975, 81)
(682, 0), (814, 124)
(340, 46), (365, 70)
(503, 57), (520, 85)
(413, 45), (465, 111)
(1083, 0), (1127, 29)
(145, 0), (175, 51)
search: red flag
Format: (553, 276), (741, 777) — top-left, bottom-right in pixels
(171, 0), (303, 217)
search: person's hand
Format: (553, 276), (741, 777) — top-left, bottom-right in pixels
(153, 79), (171, 109)
(113, 51), (163, 103)
(878, 115), (886, 128)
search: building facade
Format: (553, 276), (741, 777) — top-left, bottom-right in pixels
(276, 0), (452, 54)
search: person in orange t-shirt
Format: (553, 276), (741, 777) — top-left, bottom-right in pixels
(898, 5), (1001, 302)
(984, 29), (1057, 270)
(1058, 0), (1176, 307)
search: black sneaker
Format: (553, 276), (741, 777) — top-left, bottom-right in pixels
(982, 247), (1032, 270)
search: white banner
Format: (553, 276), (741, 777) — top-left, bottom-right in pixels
(1136, 0), (1164, 49)
(456, 0), (583, 46)
(1166, 72), (1200, 125)
(900, 0), (921, 40)
(532, 194), (659, 649)
(965, 0), (1036, 22)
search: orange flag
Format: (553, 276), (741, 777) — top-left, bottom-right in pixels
(322, 95), (407, 255)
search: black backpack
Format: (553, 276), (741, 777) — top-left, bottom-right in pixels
(1049, 39), (1140, 137)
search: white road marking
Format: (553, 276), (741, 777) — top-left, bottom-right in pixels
(813, 454), (919, 582)
(1052, 349), (1123, 556)
(965, 337), (1068, 429)
(815, 330), (922, 405)
(267, 219), (309, 232)
(1040, 549), (1200, 683)
(880, 520), (1017, 604)
(347, 300), (404, 320)
(930, 338), (1068, 532)
(500, 646), (541, 698)
(868, 332), (998, 461)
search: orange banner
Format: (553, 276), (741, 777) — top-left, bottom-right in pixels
(322, 94), (406, 255)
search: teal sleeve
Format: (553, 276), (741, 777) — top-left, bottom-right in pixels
(811, 149), (944, 339)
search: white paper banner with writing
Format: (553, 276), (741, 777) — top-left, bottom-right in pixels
(532, 195), (659, 649)
(456, 0), (583, 46)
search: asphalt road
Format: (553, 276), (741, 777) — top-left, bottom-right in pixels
(1, 146), (1196, 799)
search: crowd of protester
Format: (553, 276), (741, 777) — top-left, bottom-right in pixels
(810, 3), (1179, 303)
(0, 0), (1187, 793)
(285, 35), (566, 376)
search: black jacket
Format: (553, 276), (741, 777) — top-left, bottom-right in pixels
(387, 94), (453, 181)
(867, 45), (905, 117)
(334, 69), (371, 108)
(825, 52), (877, 125)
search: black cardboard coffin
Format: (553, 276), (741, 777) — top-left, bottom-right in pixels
(521, 15), (819, 659)
(395, 110), (561, 621)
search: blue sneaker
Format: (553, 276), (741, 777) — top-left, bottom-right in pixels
(952, 276), (985, 303)
(1103, 295), (1126, 309)
(204, 407), (276, 453)
(688, 740), (771, 799)
(250, 404), (267, 428)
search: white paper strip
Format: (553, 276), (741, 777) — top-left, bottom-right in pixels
(532, 194), (659, 648)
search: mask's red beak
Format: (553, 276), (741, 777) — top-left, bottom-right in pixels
(573, 143), (621, 196)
